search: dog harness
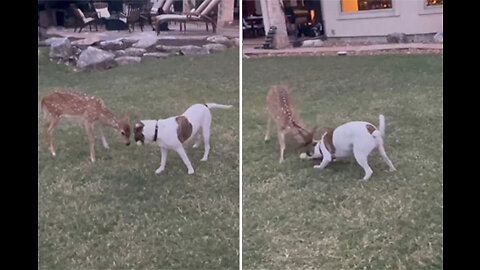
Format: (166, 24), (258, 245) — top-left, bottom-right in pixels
(153, 122), (158, 142)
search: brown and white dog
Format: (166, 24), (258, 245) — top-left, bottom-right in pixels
(40, 88), (131, 163)
(304, 115), (396, 180)
(134, 103), (232, 175)
(265, 85), (315, 163)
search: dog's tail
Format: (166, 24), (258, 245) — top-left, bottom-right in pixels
(378, 114), (386, 138)
(205, 103), (233, 110)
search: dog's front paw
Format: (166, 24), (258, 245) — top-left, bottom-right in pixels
(200, 157), (208, 162)
(187, 169), (195, 175)
(155, 167), (165, 174)
(313, 165), (322, 169)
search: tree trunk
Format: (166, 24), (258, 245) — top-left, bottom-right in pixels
(259, 0), (289, 48)
(217, 0), (234, 29)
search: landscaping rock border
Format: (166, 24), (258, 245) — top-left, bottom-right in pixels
(44, 34), (237, 71)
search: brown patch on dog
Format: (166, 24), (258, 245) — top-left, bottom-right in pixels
(366, 124), (376, 134)
(175, 116), (192, 143)
(134, 122), (145, 142)
(323, 128), (336, 155)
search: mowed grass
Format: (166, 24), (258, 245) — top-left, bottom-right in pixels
(243, 54), (443, 269)
(38, 48), (239, 269)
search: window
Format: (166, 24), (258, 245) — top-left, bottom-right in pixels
(426, 0), (443, 6)
(341, 0), (393, 13)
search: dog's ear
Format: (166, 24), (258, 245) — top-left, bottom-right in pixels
(135, 122), (144, 131)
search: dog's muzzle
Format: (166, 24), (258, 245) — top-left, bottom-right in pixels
(134, 132), (145, 144)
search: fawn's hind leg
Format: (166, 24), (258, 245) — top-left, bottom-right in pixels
(45, 116), (60, 156)
(84, 121), (96, 163)
(277, 130), (286, 163)
(264, 117), (272, 142)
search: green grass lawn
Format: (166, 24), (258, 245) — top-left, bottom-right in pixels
(38, 48), (239, 269)
(242, 54), (443, 269)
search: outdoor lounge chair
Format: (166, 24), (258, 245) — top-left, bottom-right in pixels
(149, 0), (175, 31)
(154, 0), (220, 35)
(71, 5), (99, 33)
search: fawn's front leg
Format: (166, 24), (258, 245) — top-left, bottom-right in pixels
(84, 121), (95, 163)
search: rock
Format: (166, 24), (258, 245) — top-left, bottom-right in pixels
(124, 47), (146, 57)
(233, 38), (239, 47)
(206, 35), (232, 47)
(49, 38), (73, 60)
(179, 45), (209, 56)
(45, 37), (67, 46)
(119, 38), (139, 47)
(77, 46), (116, 70)
(155, 45), (182, 53)
(113, 50), (126, 57)
(99, 39), (126, 50)
(72, 46), (82, 56)
(302, 39), (324, 47)
(143, 52), (172, 59)
(71, 38), (101, 49)
(115, 56), (142, 65)
(203, 43), (227, 53)
(386, 32), (409, 43)
(133, 36), (158, 49)
(434, 32), (443, 43)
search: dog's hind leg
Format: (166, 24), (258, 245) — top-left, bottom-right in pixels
(378, 144), (396, 172)
(353, 146), (373, 180)
(192, 133), (202, 148)
(200, 117), (211, 161)
(176, 146), (194, 174)
(277, 130), (286, 163)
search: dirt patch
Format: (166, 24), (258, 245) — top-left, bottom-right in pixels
(156, 39), (209, 47)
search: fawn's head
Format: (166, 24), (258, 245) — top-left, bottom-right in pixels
(117, 117), (131, 145)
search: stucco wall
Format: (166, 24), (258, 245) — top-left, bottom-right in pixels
(320, 0), (443, 37)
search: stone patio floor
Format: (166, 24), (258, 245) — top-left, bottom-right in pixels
(46, 21), (239, 45)
(243, 37), (443, 57)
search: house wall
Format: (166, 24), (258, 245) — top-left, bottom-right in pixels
(320, 0), (443, 37)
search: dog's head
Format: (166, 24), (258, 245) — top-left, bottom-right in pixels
(299, 126), (317, 147)
(117, 117), (131, 146)
(134, 122), (145, 144)
(304, 139), (323, 159)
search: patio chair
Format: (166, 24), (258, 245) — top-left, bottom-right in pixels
(71, 5), (99, 33)
(154, 0), (220, 35)
(93, 2), (111, 19)
(243, 18), (254, 38)
(126, 5), (143, 32)
(140, 1), (154, 30)
(92, 2), (110, 29)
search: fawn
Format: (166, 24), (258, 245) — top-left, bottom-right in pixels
(265, 85), (316, 163)
(40, 88), (131, 163)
